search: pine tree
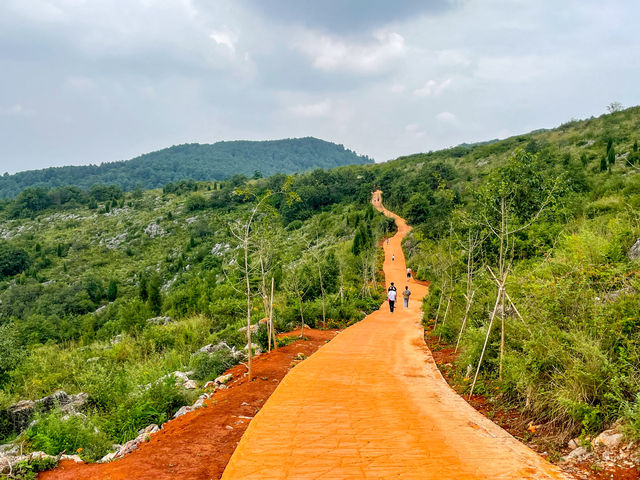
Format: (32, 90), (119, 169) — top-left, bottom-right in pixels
(148, 275), (162, 315)
(634, 140), (638, 153)
(600, 156), (608, 172)
(606, 138), (613, 154)
(352, 229), (363, 256)
(107, 280), (118, 301)
(56, 243), (63, 257)
(139, 273), (148, 301)
(608, 146), (616, 167)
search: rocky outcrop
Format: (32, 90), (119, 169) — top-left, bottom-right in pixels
(5, 391), (88, 434)
(99, 424), (160, 462)
(629, 238), (640, 260)
(0, 451), (58, 475)
(146, 316), (174, 325)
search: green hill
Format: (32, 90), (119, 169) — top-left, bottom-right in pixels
(1, 106), (640, 470)
(0, 137), (372, 199)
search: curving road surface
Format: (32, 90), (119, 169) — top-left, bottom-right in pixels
(221, 191), (572, 480)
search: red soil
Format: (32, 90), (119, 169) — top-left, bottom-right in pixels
(39, 328), (338, 480)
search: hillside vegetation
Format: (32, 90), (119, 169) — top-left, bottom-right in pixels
(0, 137), (372, 199)
(1, 105), (640, 467)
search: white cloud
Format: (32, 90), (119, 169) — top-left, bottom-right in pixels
(0, 104), (33, 116)
(436, 111), (457, 123)
(209, 30), (235, 52)
(289, 100), (331, 118)
(296, 31), (405, 74)
(414, 78), (452, 97)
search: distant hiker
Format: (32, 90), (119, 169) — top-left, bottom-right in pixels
(407, 268), (411, 279)
(392, 254), (395, 261)
(386, 238), (389, 245)
(388, 287), (397, 313)
(402, 286), (411, 308)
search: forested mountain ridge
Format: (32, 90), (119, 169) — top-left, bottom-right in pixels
(0, 137), (372, 199)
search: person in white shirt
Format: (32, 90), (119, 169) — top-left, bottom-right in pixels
(388, 287), (397, 313)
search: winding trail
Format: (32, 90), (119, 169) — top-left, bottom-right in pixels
(221, 191), (572, 480)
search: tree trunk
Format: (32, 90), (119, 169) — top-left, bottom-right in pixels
(298, 295), (305, 337)
(244, 236), (252, 380)
(269, 276), (275, 352)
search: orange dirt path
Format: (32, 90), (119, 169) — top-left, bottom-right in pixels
(221, 191), (573, 480)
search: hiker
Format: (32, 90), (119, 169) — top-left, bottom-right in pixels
(402, 286), (411, 308)
(388, 287), (397, 313)
(392, 253), (395, 261)
(388, 282), (397, 293)
(386, 238), (389, 245)
(406, 267), (411, 280)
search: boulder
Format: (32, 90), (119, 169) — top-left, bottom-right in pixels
(214, 373), (233, 385)
(98, 452), (117, 463)
(35, 391), (69, 411)
(239, 324), (260, 334)
(562, 446), (591, 462)
(146, 316), (174, 326)
(629, 238), (640, 260)
(192, 398), (205, 409)
(172, 371), (189, 382)
(60, 454), (84, 463)
(0, 444), (18, 456)
(594, 429), (624, 449)
(182, 380), (197, 390)
(138, 424), (160, 436)
(198, 342), (231, 354)
(7, 400), (35, 432)
(567, 438), (579, 450)
(203, 381), (217, 390)
(174, 406), (193, 418)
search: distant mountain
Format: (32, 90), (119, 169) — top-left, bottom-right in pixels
(0, 137), (373, 198)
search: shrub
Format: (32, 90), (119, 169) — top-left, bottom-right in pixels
(189, 351), (233, 381)
(26, 411), (112, 462)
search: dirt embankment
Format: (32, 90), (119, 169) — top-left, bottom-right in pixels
(40, 328), (338, 480)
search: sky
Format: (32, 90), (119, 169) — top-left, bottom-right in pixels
(1, 0), (639, 173)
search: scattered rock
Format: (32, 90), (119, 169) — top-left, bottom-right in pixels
(59, 454), (84, 463)
(594, 429), (624, 449)
(173, 406), (193, 418)
(146, 316), (174, 325)
(562, 446), (591, 462)
(295, 352), (307, 360)
(182, 380), (197, 389)
(239, 324), (260, 334)
(244, 343), (262, 354)
(203, 381), (217, 390)
(86, 357), (101, 363)
(214, 374), (233, 385)
(567, 438), (579, 450)
(172, 371), (189, 382)
(144, 222), (166, 238)
(98, 452), (117, 463)
(198, 342), (231, 354)
(111, 334), (123, 345)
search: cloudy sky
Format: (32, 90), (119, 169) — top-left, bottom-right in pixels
(1, 0), (639, 173)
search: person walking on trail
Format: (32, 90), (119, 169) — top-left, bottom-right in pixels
(402, 286), (411, 308)
(392, 253), (395, 261)
(388, 287), (397, 313)
(406, 267), (411, 280)
(386, 238), (389, 245)
(388, 282), (397, 293)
